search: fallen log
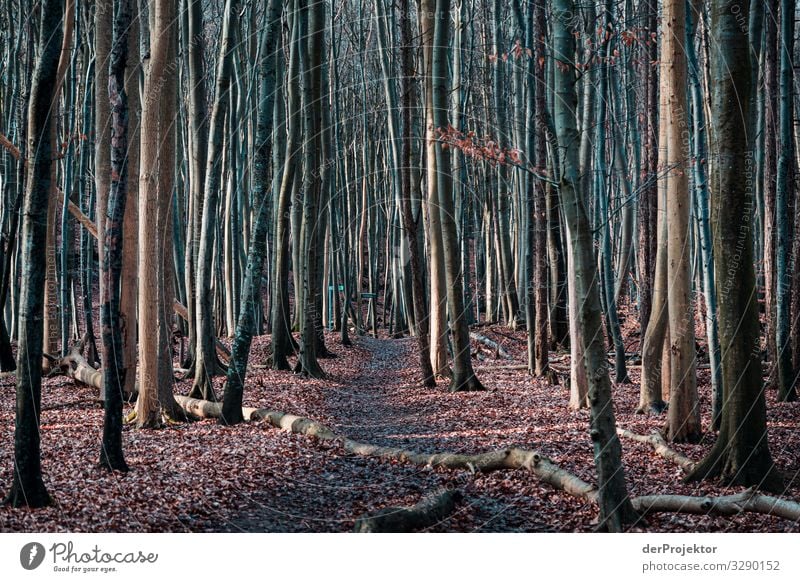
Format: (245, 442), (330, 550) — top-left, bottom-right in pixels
(469, 332), (512, 360)
(617, 428), (696, 473)
(172, 396), (599, 503)
(173, 395), (265, 423)
(46, 339), (103, 392)
(474, 364), (528, 372)
(48, 337), (200, 403)
(632, 487), (800, 521)
(354, 488), (463, 533)
(166, 396), (800, 526)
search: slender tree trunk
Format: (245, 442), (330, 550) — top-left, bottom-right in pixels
(492, 0), (520, 326)
(638, 10), (669, 415)
(420, 0), (449, 378)
(100, 0), (131, 472)
(4, 0), (63, 508)
(401, 0), (435, 387)
(687, 0), (722, 428)
(774, 0), (797, 402)
(637, 0), (658, 340)
(663, 0), (700, 442)
(296, 0), (326, 379)
(272, 2), (300, 371)
(183, 0), (208, 370)
(121, 3), (140, 402)
(428, 0), (484, 392)
(191, 0), (239, 399)
(553, 0), (638, 531)
(43, 0), (75, 367)
(220, 0), (282, 425)
(762, 1), (778, 388)
(94, 0), (114, 370)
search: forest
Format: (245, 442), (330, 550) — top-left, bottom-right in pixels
(0, 0), (799, 534)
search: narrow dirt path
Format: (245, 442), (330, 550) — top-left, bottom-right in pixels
(219, 337), (453, 532)
(321, 336), (442, 449)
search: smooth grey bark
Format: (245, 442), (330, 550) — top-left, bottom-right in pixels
(220, 0), (282, 425)
(430, 0), (484, 392)
(191, 0), (239, 399)
(552, 0), (638, 531)
(687, 0), (782, 492)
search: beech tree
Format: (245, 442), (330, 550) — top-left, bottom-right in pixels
(134, 0), (183, 427)
(552, 0), (638, 531)
(4, 0), (63, 507)
(687, 0), (782, 491)
(99, 0), (131, 471)
(192, 0), (239, 398)
(661, 0), (700, 443)
(2, 0), (798, 534)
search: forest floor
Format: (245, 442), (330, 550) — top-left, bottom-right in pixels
(0, 324), (799, 532)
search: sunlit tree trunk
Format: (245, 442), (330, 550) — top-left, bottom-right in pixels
(662, 0), (700, 442)
(135, 0), (182, 427)
(420, 0), (449, 378)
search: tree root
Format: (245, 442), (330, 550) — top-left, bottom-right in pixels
(354, 488), (463, 532)
(617, 428), (696, 473)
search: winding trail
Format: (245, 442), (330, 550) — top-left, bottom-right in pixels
(321, 336), (441, 449)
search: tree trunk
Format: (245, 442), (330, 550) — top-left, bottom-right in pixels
(135, 0), (182, 428)
(100, 0), (132, 472)
(420, 0), (449, 379)
(183, 0), (209, 370)
(296, 0), (326, 379)
(686, 0), (782, 492)
(638, 15), (669, 415)
(430, 0), (484, 392)
(663, 0), (700, 442)
(220, 0), (282, 425)
(120, 4), (140, 408)
(774, 0), (797, 402)
(552, 0), (638, 531)
(191, 0), (239, 399)
(88, 2), (112, 369)
(4, 0), (63, 508)
(400, 0), (435, 387)
(272, 2), (300, 372)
